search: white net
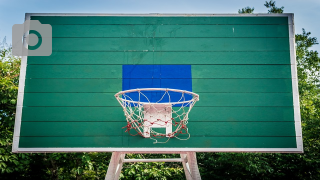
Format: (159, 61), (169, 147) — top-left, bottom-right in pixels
(114, 88), (199, 143)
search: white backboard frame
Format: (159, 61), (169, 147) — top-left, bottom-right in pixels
(12, 13), (303, 153)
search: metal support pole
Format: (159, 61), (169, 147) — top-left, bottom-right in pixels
(186, 152), (201, 180)
(105, 152), (125, 180)
(181, 154), (193, 180)
(105, 152), (201, 180)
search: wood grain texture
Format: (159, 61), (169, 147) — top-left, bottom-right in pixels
(27, 51), (291, 65)
(21, 106), (294, 122)
(197, 93), (293, 106)
(24, 79), (122, 92)
(192, 65), (292, 78)
(49, 25), (289, 38)
(25, 65), (291, 78)
(19, 136), (296, 148)
(22, 92), (293, 107)
(24, 78), (292, 93)
(192, 79), (292, 92)
(45, 37), (289, 51)
(25, 65), (122, 78)
(20, 122), (295, 137)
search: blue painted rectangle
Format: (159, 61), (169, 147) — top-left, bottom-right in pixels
(122, 65), (192, 104)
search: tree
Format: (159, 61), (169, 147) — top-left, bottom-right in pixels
(0, 41), (37, 178)
(264, 0), (284, 13)
(296, 29), (320, 85)
(295, 29), (320, 179)
(238, 7), (255, 14)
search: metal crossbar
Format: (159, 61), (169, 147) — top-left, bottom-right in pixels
(105, 152), (202, 180)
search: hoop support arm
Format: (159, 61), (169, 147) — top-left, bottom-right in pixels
(105, 152), (201, 180)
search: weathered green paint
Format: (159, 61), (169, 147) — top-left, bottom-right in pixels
(22, 92), (293, 107)
(20, 122), (295, 136)
(191, 65), (292, 78)
(24, 79), (122, 92)
(49, 25), (289, 38)
(28, 52), (291, 65)
(45, 37), (289, 51)
(25, 65), (122, 78)
(25, 79), (292, 93)
(19, 136), (296, 148)
(25, 65), (291, 78)
(22, 106), (294, 122)
(18, 15), (297, 149)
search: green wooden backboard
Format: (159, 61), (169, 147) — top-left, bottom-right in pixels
(12, 13), (303, 153)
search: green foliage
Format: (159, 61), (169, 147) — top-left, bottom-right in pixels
(238, 7), (255, 14)
(264, 0), (284, 13)
(198, 151), (320, 179)
(0, 45), (28, 177)
(40, 152), (112, 179)
(198, 153), (282, 179)
(121, 154), (184, 180)
(0, 42), (49, 179)
(295, 29), (320, 180)
(0, 47), (20, 129)
(296, 29), (320, 84)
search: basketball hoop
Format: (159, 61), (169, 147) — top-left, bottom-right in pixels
(114, 88), (199, 143)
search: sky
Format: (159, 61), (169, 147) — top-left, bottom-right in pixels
(1, 0), (320, 52)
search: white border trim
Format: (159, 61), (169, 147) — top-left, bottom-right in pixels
(26, 13), (294, 18)
(12, 14), (31, 153)
(13, 13), (302, 153)
(16, 148), (302, 153)
(288, 14), (304, 153)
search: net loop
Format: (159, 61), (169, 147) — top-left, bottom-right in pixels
(115, 88), (199, 143)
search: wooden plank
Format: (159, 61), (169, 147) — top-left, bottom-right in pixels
(25, 65), (292, 79)
(19, 136), (297, 148)
(21, 107), (126, 122)
(188, 107), (294, 122)
(25, 65), (122, 78)
(19, 122), (296, 137)
(24, 79), (122, 92)
(31, 16), (288, 25)
(27, 51), (291, 65)
(190, 122), (296, 136)
(24, 78), (292, 93)
(192, 65), (292, 78)
(19, 136), (125, 148)
(23, 93), (119, 107)
(124, 136), (297, 148)
(22, 92), (293, 107)
(192, 79), (292, 92)
(44, 37), (289, 51)
(151, 37), (290, 51)
(197, 93), (294, 107)
(20, 122), (126, 136)
(21, 106), (294, 122)
(49, 25), (289, 38)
